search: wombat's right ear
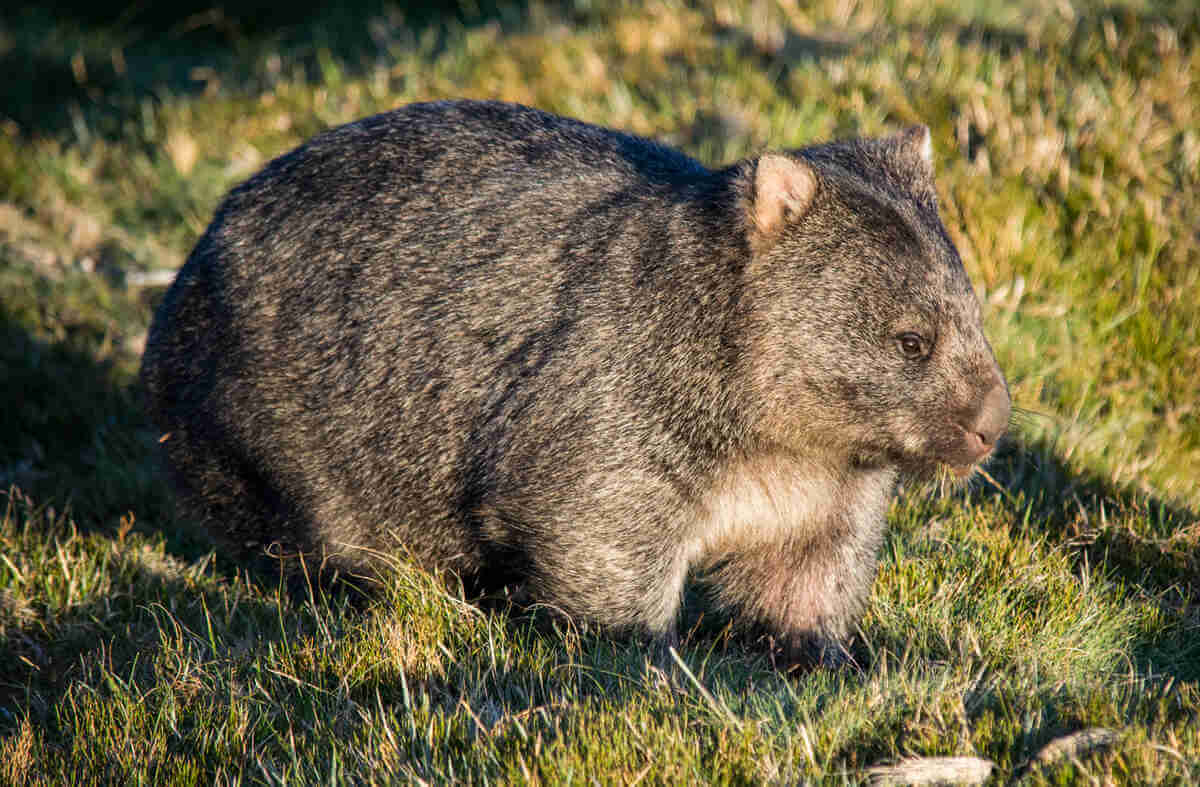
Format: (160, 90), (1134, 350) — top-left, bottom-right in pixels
(889, 124), (934, 182)
(752, 153), (817, 239)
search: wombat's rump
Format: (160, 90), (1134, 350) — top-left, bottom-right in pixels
(141, 100), (1009, 665)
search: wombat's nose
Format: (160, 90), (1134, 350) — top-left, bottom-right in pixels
(964, 380), (1011, 459)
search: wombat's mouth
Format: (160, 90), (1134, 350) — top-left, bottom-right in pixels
(891, 446), (991, 482)
(878, 448), (962, 482)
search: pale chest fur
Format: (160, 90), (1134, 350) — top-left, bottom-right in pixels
(688, 455), (898, 567)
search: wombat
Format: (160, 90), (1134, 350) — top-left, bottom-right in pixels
(140, 100), (1010, 666)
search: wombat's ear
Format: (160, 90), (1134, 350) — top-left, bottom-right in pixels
(889, 124), (934, 181)
(752, 153), (817, 237)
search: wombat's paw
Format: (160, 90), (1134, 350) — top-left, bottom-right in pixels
(812, 638), (859, 671)
(627, 631), (677, 692)
(474, 583), (535, 615)
(649, 629), (681, 671)
(769, 632), (858, 674)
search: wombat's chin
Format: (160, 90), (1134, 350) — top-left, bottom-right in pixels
(874, 447), (939, 477)
(946, 464), (977, 479)
(889, 453), (971, 484)
(928, 463), (990, 491)
(889, 441), (998, 482)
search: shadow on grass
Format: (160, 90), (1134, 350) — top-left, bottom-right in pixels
(983, 436), (1197, 581)
(963, 433), (1199, 681)
(0, 489), (293, 725)
(0, 493), (399, 787)
(0, 293), (193, 538)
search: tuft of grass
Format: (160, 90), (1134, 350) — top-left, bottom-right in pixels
(1, 0), (1198, 782)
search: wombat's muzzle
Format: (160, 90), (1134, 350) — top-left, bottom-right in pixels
(960, 379), (1011, 464)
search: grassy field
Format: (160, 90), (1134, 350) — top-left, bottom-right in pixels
(1, 0), (1198, 782)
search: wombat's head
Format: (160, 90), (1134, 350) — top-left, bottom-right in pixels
(741, 126), (1010, 477)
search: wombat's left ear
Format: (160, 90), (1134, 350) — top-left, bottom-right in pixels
(752, 153), (817, 237)
(890, 124), (934, 180)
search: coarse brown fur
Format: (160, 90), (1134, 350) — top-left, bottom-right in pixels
(140, 100), (1010, 667)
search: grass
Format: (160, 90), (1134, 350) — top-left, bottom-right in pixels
(1, 0), (1197, 782)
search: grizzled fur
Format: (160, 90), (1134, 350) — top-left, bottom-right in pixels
(141, 100), (1009, 665)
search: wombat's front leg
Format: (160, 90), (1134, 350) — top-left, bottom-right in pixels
(704, 519), (886, 669)
(693, 463), (896, 668)
(516, 526), (690, 649)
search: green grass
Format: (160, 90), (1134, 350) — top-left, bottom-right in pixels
(1, 0), (1198, 782)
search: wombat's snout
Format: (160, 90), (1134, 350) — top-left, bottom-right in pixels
(961, 380), (1011, 463)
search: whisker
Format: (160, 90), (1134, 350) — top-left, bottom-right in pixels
(1010, 406), (1058, 425)
(1005, 406), (1068, 438)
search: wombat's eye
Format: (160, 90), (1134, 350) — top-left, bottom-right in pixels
(897, 332), (928, 359)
